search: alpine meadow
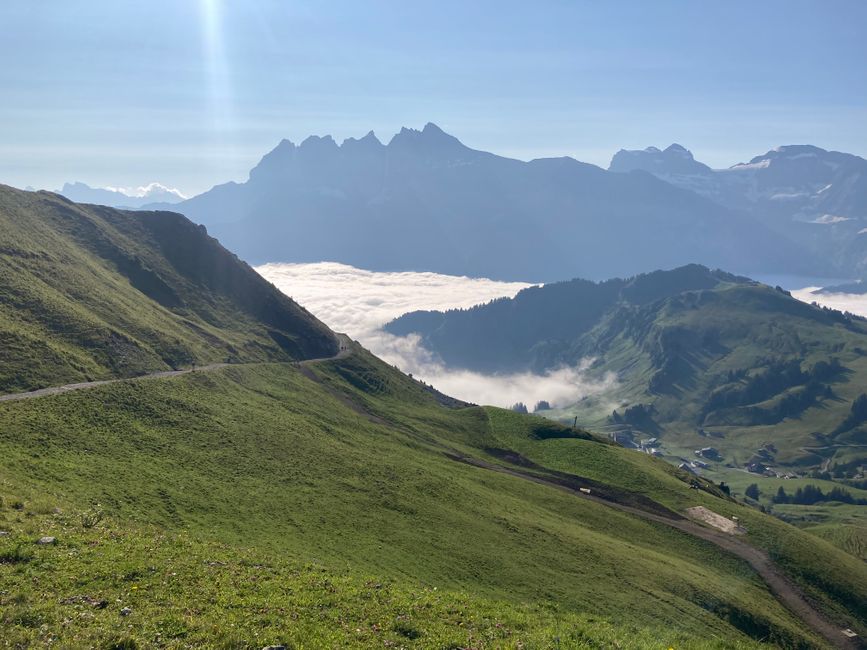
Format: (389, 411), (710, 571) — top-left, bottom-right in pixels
(1, 2), (866, 649)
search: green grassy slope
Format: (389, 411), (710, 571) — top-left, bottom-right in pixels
(0, 504), (763, 650)
(2, 352), (866, 647)
(1, 194), (864, 647)
(472, 408), (867, 631)
(390, 265), (867, 479)
(0, 184), (336, 393)
(806, 524), (867, 562)
(548, 279), (867, 547)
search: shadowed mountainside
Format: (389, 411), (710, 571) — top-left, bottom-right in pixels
(145, 124), (824, 282)
(0, 184), (337, 393)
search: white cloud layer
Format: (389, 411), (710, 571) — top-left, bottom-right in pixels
(257, 261), (615, 408)
(791, 286), (867, 318)
(104, 182), (187, 200)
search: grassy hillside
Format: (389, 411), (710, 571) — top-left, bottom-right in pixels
(388, 266), (867, 479)
(0, 506), (763, 650)
(1, 195), (864, 647)
(2, 352), (866, 647)
(0, 184), (336, 393)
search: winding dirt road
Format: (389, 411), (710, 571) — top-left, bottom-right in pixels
(448, 453), (861, 650)
(0, 333), (353, 404)
(1, 334), (860, 648)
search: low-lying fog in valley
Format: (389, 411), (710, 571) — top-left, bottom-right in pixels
(259, 262), (867, 409)
(257, 262), (619, 408)
(791, 287), (867, 318)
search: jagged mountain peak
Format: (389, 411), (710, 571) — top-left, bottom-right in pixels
(341, 130), (384, 152)
(609, 143), (711, 175)
(663, 143), (693, 156)
(387, 122), (470, 155)
(299, 134), (339, 153)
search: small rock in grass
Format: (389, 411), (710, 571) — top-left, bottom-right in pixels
(120, 607), (132, 617)
(262, 646), (287, 650)
(0, 531), (9, 536)
(36, 536), (56, 545)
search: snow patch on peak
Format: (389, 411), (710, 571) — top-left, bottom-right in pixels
(728, 159), (771, 171)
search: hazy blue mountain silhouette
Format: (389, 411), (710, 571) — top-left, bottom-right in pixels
(146, 123), (824, 282)
(59, 182), (185, 209)
(610, 144), (867, 278)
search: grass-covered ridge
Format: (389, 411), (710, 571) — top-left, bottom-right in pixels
(2, 351), (865, 647)
(387, 264), (867, 480)
(1, 190), (864, 647)
(0, 184), (336, 393)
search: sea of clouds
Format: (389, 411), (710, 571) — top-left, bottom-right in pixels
(257, 262), (617, 408)
(790, 287), (867, 318)
(257, 262), (867, 409)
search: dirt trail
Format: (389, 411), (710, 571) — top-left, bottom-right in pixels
(0, 364), (231, 403)
(0, 333), (352, 404)
(296, 333), (354, 365)
(0, 334), (859, 647)
(293, 334), (391, 425)
(448, 453), (861, 650)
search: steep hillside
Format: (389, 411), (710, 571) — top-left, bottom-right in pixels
(2, 199), (866, 647)
(147, 124), (821, 282)
(2, 351), (866, 648)
(386, 265), (867, 477)
(0, 184), (337, 393)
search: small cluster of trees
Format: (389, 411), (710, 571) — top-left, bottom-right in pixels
(833, 393), (867, 435)
(702, 358), (842, 417)
(511, 400), (552, 414)
(771, 484), (867, 505)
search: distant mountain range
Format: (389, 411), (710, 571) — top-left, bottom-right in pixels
(3, 187), (865, 646)
(139, 124), (836, 282)
(59, 181), (186, 209)
(610, 143), (867, 277)
(387, 264), (867, 475)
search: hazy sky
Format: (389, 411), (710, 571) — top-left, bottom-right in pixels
(2, 0), (865, 195)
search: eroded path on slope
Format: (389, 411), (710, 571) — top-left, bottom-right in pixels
(0, 333), (353, 404)
(447, 452), (861, 650)
(1, 334), (859, 648)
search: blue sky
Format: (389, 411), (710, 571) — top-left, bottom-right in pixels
(1, 0), (865, 195)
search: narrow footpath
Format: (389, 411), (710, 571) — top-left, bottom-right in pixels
(0, 333), (353, 404)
